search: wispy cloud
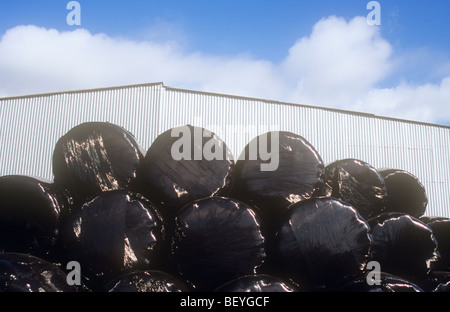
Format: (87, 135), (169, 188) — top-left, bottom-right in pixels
(279, 16), (393, 106)
(0, 16), (449, 124)
(356, 78), (450, 123)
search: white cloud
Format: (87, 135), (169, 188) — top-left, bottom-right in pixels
(355, 77), (450, 123)
(0, 25), (179, 94)
(0, 24), (282, 100)
(280, 15), (393, 105)
(0, 16), (449, 124)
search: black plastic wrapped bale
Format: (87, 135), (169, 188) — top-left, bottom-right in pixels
(0, 253), (77, 292)
(52, 122), (145, 207)
(429, 271), (450, 292)
(273, 197), (372, 291)
(0, 175), (61, 260)
(421, 217), (450, 271)
(60, 190), (165, 290)
(339, 272), (423, 292)
(231, 131), (325, 232)
(105, 270), (190, 292)
(434, 280), (450, 292)
(324, 158), (387, 219)
(367, 212), (439, 285)
(139, 125), (234, 219)
(215, 274), (297, 292)
(378, 168), (428, 218)
(170, 197), (266, 291)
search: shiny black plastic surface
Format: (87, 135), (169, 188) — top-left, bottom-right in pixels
(0, 175), (61, 260)
(368, 212), (439, 284)
(2, 121), (449, 293)
(339, 272), (423, 292)
(106, 270), (189, 292)
(0, 253), (77, 292)
(170, 197), (265, 291)
(231, 131), (325, 229)
(139, 125), (235, 218)
(215, 274), (297, 292)
(53, 122), (145, 205)
(429, 271), (450, 292)
(379, 168), (428, 217)
(324, 158), (387, 219)
(273, 197), (372, 290)
(60, 190), (164, 290)
(421, 217), (450, 271)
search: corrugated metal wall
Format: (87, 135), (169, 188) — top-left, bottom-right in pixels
(1, 82), (449, 217)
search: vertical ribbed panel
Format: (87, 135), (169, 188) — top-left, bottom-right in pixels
(0, 83), (163, 180)
(1, 82), (450, 217)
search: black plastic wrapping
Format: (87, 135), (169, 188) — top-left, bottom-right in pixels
(339, 272), (423, 292)
(434, 282), (450, 292)
(170, 197), (265, 291)
(367, 212), (439, 285)
(3, 119), (449, 293)
(428, 271), (450, 292)
(273, 197), (372, 290)
(0, 175), (61, 260)
(0, 253), (77, 292)
(379, 168), (428, 218)
(421, 217), (450, 271)
(138, 125), (235, 219)
(105, 270), (189, 292)
(324, 158), (387, 219)
(231, 131), (325, 232)
(215, 274), (297, 292)
(52, 122), (145, 207)
(60, 190), (165, 291)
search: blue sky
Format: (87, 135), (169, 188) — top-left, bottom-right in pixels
(1, 1), (450, 124)
(2, 1), (449, 65)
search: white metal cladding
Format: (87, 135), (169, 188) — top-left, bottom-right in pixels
(1, 82), (449, 217)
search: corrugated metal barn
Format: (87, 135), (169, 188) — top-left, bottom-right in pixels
(1, 82), (449, 217)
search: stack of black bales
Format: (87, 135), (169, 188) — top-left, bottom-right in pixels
(0, 122), (448, 292)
